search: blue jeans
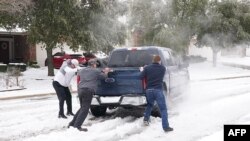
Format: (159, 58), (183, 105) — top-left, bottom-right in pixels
(144, 89), (169, 129)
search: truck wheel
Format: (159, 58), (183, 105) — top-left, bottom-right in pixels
(90, 106), (107, 117)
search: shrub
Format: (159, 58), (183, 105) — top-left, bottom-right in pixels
(8, 63), (27, 72)
(0, 64), (7, 72)
(30, 64), (40, 68)
(28, 61), (38, 66)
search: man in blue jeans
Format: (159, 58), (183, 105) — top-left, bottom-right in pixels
(140, 55), (173, 132)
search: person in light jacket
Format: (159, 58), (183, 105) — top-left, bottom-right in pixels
(68, 59), (110, 131)
(53, 59), (79, 119)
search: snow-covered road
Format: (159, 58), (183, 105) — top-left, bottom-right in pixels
(1, 62), (250, 141)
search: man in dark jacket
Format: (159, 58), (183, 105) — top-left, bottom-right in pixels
(68, 59), (110, 131)
(140, 55), (173, 132)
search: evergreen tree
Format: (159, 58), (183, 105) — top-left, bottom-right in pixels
(0, 0), (126, 76)
(128, 0), (208, 54)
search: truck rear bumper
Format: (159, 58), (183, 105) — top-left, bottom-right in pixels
(91, 94), (147, 106)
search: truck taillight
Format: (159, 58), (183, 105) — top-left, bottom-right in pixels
(131, 48), (137, 51)
(142, 78), (146, 89)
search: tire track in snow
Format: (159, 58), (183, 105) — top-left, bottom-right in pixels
(77, 107), (178, 141)
(0, 96), (71, 140)
(84, 117), (146, 141)
(188, 77), (250, 104)
(0, 89), (179, 141)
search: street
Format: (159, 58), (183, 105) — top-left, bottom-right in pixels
(1, 62), (250, 141)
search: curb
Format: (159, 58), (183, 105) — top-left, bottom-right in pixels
(0, 88), (27, 92)
(0, 93), (56, 100)
(221, 62), (250, 70)
(191, 75), (250, 82)
(0, 91), (77, 101)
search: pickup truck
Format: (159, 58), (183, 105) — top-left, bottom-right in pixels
(87, 46), (189, 117)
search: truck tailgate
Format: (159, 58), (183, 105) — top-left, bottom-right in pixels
(96, 68), (144, 96)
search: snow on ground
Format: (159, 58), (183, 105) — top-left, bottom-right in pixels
(190, 59), (250, 81)
(0, 68), (77, 99)
(1, 60), (250, 141)
(219, 56), (250, 66)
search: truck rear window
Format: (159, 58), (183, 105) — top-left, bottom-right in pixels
(108, 49), (158, 67)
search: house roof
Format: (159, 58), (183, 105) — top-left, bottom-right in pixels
(0, 27), (27, 35)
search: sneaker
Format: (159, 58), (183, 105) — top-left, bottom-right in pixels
(68, 122), (73, 128)
(66, 112), (75, 116)
(164, 127), (174, 132)
(77, 127), (88, 132)
(58, 114), (67, 119)
(143, 120), (150, 126)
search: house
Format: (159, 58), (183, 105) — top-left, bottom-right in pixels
(0, 27), (36, 64)
(0, 27), (73, 67)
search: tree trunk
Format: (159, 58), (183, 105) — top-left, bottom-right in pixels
(212, 48), (219, 67)
(46, 48), (54, 76)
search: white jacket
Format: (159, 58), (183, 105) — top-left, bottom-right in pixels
(54, 65), (77, 87)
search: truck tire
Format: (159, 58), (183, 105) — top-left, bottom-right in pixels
(90, 106), (107, 117)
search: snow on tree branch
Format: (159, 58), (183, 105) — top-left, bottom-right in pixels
(0, 0), (33, 13)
